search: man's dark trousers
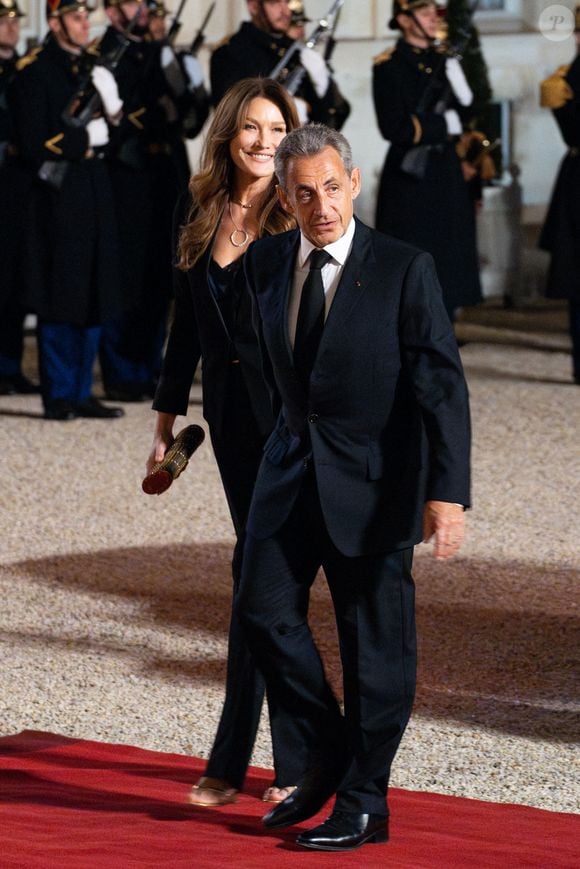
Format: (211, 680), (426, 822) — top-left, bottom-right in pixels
(239, 467), (416, 816)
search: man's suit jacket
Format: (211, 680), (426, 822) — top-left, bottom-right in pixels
(244, 217), (471, 558)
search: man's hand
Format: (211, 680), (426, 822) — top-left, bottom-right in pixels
(180, 53), (205, 90)
(445, 57), (473, 107)
(293, 95), (310, 125)
(300, 46), (330, 98)
(422, 500), (465, 560)
(91, 66), (123, 121)
(444, 108), (462, 136)
(86, 117), (109, 148)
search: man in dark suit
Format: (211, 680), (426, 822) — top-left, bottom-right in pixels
(239, 123), (471, 852)
(210, 0), (350, 130)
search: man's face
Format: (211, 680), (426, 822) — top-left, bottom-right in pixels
(148, 13), (166, 40)
(277, 146), (361, 248)
(248, 0), (292, 34)
(398, 3), (438, 43)
(107, 0), (148, 34)
(0, 17), (20, 50)
(49, 9), (91, 49)
(287, 21), (305, 40)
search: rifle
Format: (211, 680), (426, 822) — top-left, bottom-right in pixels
(166, 0), (188, 45)
(269, 0), (343, 96)
(323, 0), (342, 70)
(64, 6), (143, 129)
(190, 0), (215, 56)
(38, 9), (142, 190)
(161, 1), (214, 101)
(400, 0), (479, 180)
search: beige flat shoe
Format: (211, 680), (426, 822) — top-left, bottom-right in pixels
(188, 776), (238, 807)
(262, 785), (297, 803)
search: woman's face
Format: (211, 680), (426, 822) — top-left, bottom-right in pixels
(229, 97), (288, 182)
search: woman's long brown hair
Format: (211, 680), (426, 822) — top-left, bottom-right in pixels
(177, 78), (300, 271)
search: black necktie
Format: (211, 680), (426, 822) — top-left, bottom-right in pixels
(294, 249), (332, 384)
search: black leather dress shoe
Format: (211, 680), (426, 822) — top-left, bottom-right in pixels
(0, 374), (40, 395)
(75, 397), (125, 419)
(44, 399), (78, 421)
(296, 811), (389, 851)
(262, 779), (336, 829)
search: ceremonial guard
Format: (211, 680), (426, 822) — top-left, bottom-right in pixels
(146, 0), (209, 149)
(94, 0), (166, 402)
(8, 0), (125, 419)
(210, 0), (350, 130)
(287, 0), (308, 40)
(373, 0), (481, 321)
(142, 0), (210, 385)
(539, 5), (580, 386)
(96, 0), (209, 402)
(0, 0), (38, 395)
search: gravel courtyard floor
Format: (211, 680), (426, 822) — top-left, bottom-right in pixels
(1, 309), (578, 815)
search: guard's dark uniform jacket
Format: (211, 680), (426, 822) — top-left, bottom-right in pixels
(8, 36), (121, 326)
(94, 27), (207, 393)
(95, 29), (208, 306)
(210, 21), (350, 130)
(0, 49), (17, 156)
(0, 48), (27, 315)
(539, 53), (580, 305)
(95, 27), (165, 310)
(142, 39), (210, 315)
(373, 39), (482, 316)
(0, 45), (35, 383)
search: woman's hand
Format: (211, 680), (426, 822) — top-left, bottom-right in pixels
(146, 412), (177, 475)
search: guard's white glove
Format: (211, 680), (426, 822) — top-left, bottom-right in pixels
(87, 117), (109, 148)
(180, 53), (204, 89)
(90, 65), (123, 119)
(160, 45), (186, 96)
(445, 57), (473, 107)
(444, 108), (463, 136)
(300, 46), (330, 98)
(293, 95), (310, 125)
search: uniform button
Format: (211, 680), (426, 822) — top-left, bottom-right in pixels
(308, 413), (319, 423)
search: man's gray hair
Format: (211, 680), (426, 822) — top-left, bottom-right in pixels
(274, 123), (353, 189)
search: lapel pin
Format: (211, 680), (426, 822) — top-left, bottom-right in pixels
(355, 280), (361, 287)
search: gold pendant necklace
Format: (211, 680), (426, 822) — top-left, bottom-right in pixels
(228, 201), (250, 248)
(230, 198), (255, 209)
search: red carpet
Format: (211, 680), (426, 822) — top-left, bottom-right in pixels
(0, 731), (577, 868)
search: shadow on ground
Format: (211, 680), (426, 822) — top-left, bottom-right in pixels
(4, 543), (578, 744)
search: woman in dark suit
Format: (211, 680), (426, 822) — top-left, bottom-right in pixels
(147, 78), (302, 806)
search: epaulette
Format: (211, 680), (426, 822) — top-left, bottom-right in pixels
(540, 64), (573, 110)
(86, 37), (102, 58)
(211, 33), (233, 51)
(15, 45), (42, 72)
(373, 47), (394, 66)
